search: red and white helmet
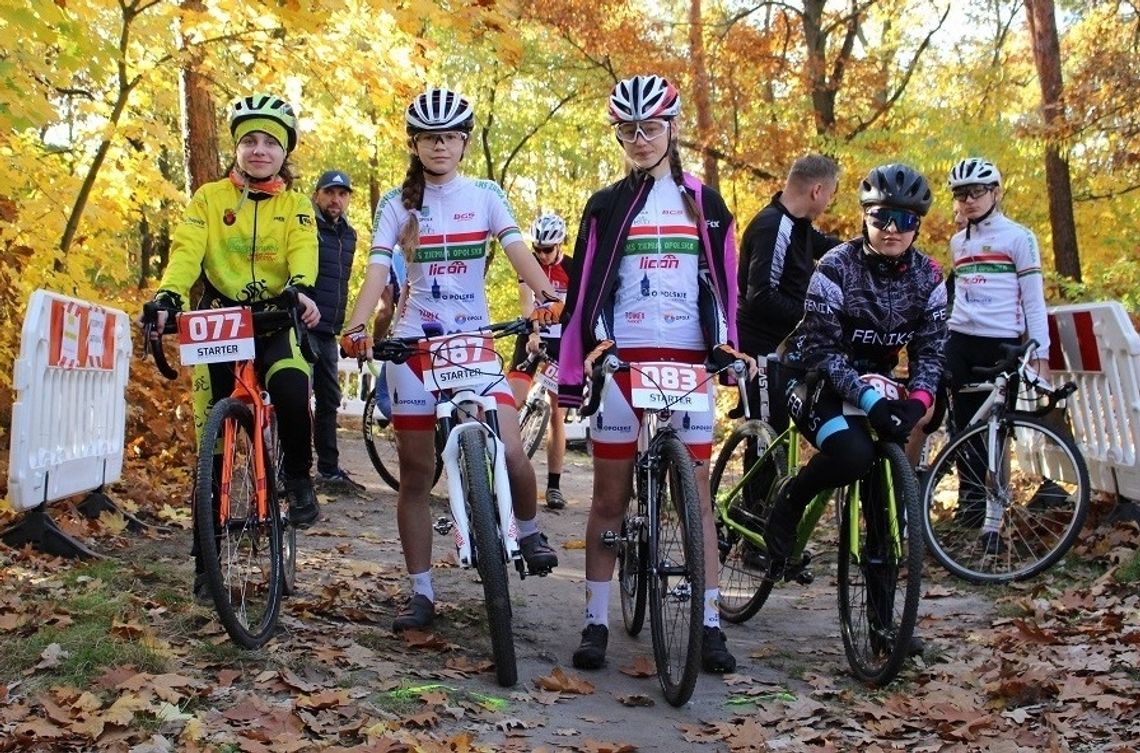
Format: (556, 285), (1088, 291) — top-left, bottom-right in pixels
(948, 158), (1002, 188)
(530, 213), (567, 245)
(405, 88), (475, 134)
(608, 75), (681, 123)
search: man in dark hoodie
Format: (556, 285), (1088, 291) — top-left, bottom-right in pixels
(736, 154), (840, 429)
(310, 169), (365, 492)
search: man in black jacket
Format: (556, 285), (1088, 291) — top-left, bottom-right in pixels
(737, 154), (840, 428)
(311, 169), (365, 492)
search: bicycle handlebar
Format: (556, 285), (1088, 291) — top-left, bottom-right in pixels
(369, 318), (532, 368)
(141, 287), (314, 380)
(965, 338), (1076, 417)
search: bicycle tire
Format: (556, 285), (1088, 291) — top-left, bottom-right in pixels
(618, 513), (647, 636)
(460, 430), (517, 687)
(196, 397), (283, 649)
(649, 433), (704, 707)
(519, 390), (551, 459)
(922, 414), (1089, 583)
(710, 420), (785, 623)
(837, 441), (922, 686)
(267, 411), (296, 597)
(363, 387), (443, 491)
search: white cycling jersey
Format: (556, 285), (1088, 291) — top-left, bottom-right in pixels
(369, 175), (524, 338)
(609, 179), (704, 349)
(948, 211), (1050, 352)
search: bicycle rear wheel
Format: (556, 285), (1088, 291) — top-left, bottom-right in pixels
(923, 414), (1089, 583)
(711, 420), (785, 623)
(518, 389), (551, 459)
(618, 513), (647, 636)
(649, 434), (704, 707)
(837, 441), (922, 686)
(460, 430), (517, 687)
(363, 387), (443, 491)
(196, 397), (283, 649)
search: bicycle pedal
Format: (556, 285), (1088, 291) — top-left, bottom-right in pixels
(600, 530), (620, 548)
(432, 517), (454, 536)
(792, 569), (814, 585)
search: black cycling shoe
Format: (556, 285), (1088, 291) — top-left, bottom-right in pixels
(519, 531), (558, 573)
(392, 594), (435, 631)
(572, 624), (609, 669)
(285, 478), (320, 529)
(701, 627), (737, 673)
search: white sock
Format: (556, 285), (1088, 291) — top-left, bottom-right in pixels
(516, 516), (539, 538)
(584, 580), (610, 627)
(704, 588), (721, 629)
(410, 570), (434, 602)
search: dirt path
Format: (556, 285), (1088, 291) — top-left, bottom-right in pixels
(274, 426), (1000, 751)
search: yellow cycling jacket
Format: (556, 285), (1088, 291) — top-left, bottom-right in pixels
(159, 178), (318, 306)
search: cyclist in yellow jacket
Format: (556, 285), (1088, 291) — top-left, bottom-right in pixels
(146, 94), (321, 558)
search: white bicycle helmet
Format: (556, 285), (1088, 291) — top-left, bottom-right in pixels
(530, 213), (567, 245)
(948, 158), (1002, 188)
(228, 93), (298, 152)
(608, 75), (681, 123)
(405, 88), (475, 134)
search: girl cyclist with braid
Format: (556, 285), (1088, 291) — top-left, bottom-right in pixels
(558, 74), (754, 674)
(340, 88), (564, 632)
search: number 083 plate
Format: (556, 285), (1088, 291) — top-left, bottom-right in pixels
(629, 361), (709, 412)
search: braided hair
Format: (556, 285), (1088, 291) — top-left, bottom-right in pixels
(667, 138), (699, 223)
(396, 154), (426, 260)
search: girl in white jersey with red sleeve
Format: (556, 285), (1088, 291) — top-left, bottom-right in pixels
(558, 75), (754, 675)
(340, 88), (565, 632)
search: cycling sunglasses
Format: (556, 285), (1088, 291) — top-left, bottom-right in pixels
(865, 207), (920, 233)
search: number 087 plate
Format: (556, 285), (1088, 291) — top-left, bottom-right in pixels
(629, 361), (709, 411)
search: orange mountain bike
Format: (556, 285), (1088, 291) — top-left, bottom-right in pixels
(143, 288), (314, 648)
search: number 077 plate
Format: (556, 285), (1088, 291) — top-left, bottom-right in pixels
(629, 361), (709, 412)
(177, 307), (255, 365)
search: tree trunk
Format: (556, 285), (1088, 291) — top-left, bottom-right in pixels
(802, 0), (835, 135)
(688, 0), (719, 188)
(180, 0), (220, 193)
(1025, 0), (1082, 281)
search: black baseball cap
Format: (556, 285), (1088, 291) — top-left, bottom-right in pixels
(315, 170), (353, 192)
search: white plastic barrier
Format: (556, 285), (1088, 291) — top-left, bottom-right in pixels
(1046, 302), (1140, 500)
(336, 357), (371, 416)
(7, 291), (131, 512)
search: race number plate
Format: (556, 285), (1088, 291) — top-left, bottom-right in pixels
(536, 359), (559, 392)
(178, 307), (254, 365)
(421, 335), (499, 391)
(858, 373), (906, 400)
(629, 361), (709, 412)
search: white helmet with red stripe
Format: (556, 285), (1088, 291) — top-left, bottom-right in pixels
(608, 75), (681, 123)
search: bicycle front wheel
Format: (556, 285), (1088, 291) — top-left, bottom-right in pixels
(923, 414), (1090, 583)
(711, 420), (785, 623)
(837, 441), (922, 686)
(518, 391), (551, 459)
(460, 430), (517, 687)
(649, 434), (704, 707)
(196, 397), (283, 649)
(618, 514), (647, 636)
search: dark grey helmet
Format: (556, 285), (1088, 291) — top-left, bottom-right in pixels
(859, 163), (933, 217)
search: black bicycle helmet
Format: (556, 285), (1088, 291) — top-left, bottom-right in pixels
(859, 163), (933, 217)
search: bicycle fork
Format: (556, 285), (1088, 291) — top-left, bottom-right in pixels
(439, 421), (520, 568)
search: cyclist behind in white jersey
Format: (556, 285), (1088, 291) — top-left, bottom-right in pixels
(340, 88), (565, 632)
(945, 158), (1052, 527)
(558, 74), (754, 675)
(507, 212), (574, 510)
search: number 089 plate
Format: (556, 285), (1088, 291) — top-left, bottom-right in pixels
(629, 361), (709, 411)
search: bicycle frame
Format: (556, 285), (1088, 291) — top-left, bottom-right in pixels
(219, 359), (274, 523)
(436, 389), (520, 567)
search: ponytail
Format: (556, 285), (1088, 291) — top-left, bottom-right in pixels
(668, 140), (699, 223)
(397, 154), (425, 261)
